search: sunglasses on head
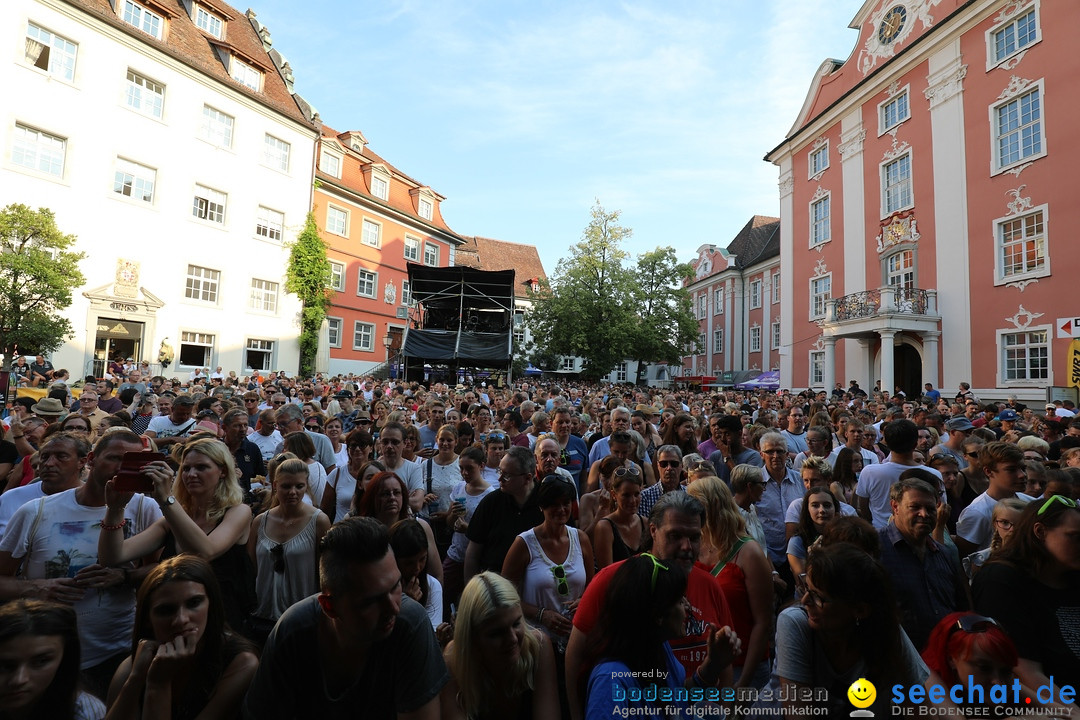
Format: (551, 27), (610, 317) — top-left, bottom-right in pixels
(1038, 494), (1078, 515)
(614, 465), (641, 478)
(953, 614), (1000, 634)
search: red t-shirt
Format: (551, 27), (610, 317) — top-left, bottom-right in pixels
(573, 559), (735, 678)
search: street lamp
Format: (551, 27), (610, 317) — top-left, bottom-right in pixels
(383, 331), (393, 377)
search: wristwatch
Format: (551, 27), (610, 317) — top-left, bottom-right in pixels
(159, 495), (176, 510)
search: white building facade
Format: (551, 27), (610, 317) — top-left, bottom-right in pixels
(2, 0), (318, 378)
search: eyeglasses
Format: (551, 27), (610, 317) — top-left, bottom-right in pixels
(357, 419), (372, 425)
(795, 574), (831, 609)
(272, 401), (286, 406)
(270, 544), (285, 573)
(964, 452), (979, 459)
(1037, 494), (1078, 516)
(614, 465), (641, 478)
(657, 460), (681, 468)
(993, 518), (1014, 530)
(643, 553), (668, 592)
(954, 614), (1000, 633)
(550, 564), (569, 597)
(762, 449), (787, 455)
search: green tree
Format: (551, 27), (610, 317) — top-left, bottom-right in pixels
(526, 202), (637, 381)
(0, 204), (86, 361)
(284, 212), (331, 376)
(629, 247), (697, 384)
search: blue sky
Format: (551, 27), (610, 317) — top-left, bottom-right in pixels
(252, 0), (862, 276)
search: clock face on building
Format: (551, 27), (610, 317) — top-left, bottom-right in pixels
(878, 5), (908, 44)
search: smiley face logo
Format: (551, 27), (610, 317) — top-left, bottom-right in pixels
(847, 678), (876, 709)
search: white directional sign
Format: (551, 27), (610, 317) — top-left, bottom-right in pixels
(1058, 318), (1080, 339)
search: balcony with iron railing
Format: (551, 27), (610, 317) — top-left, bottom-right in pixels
(822, 285), (940, 337)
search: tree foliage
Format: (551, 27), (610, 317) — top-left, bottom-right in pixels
(526, 202), (637, 381)
(284, 212), (331, 376)
(0, 204), (86, 359)
(630, 247), (697, 384)
(526, 204), (697, 383)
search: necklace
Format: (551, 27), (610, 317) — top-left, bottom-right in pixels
(322, 671), (361, 703)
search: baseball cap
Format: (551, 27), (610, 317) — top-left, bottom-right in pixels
(995, 409), (1019, 422)
(944, 417), (975, 432)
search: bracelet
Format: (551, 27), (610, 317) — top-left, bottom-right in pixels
(100, 518), (127, 531)
(536, 606), (545, 623)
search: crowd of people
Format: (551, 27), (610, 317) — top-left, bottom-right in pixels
(0, 366), (1077, 718)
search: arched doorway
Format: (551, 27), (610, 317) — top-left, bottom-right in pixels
(894, 342), (922, 400)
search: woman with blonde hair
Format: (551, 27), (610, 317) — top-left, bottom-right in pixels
(100, 438), (254, 631)
(280, 431), (327, 506)
(686, 475), (773, 688)
(441, 572), (558, 720)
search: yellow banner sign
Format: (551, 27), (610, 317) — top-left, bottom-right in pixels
(1068, 339), (1080, 389)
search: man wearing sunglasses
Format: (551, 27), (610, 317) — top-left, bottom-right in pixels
(564, 492), (738, 720)
(638, 445), (685, 519)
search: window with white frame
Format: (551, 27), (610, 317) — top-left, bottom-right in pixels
(361, 219), (380, 247)
(886, 250), (915, 291)
(194, 5), (223, 38)
(879, 89), (910, 134)
(810, 275), (831, 319)
(319, 148), (341, 178)
(200, 105), (233, 148)
(353, 322), (374, 351)
(713, 329), (723, 354)
(997, 207), (1047, 282)
(326, 206), (348, 236)
(615, 362), (627, 383)
(184, 265), (219, 302)
(328, 261), (344, 291)
(122, 1), (163, 39)
(403, 236), (420, 262)
(327, 317), (342, 348)
(245, 339), (274, 371)
(811, 194), (831, 246)
(513, 312), (525, 346)
(989, 7), (1038, 67)
(772, 321), (781, 350)
(882, 154), (913, 214)
(230, 57), (261, 91)
(750, 326), (762, 353)
(249, 278), (278, 312)
(357, 269), (377, 298)
(113, 158), (155, 203)
(993, 85), (1043, 172)
(809, 143), (828, 177)
(772, 272), (781, 304)
(25, 22), (77, 82)
(263, 134), (289, 172)
(12, 124), (66, 178)
(418, 197), (433, 220)
(698, 295), (707, 319)
(1000, 328), (1048, 382)
(810, 351), (825, 386)
(125, 70), (164, 118)
(371, 174), (389, 201)
(192, 185), (226, 224)
(179, 331), (214, 367)
(255, 206), (283, 242)
(562, 357), (575, 371)
(424, 242), (439, 266)
(698, 333), (706, 355)
(714, 288), (724, 314)
(750, 279), (762, 309)
(402, 280), (412, 306)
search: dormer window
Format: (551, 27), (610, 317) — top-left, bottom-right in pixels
(230, 56), (261, 91)
(371, 174), (389, 201)
(194, 5), (223, 38)
(122, 1), (164, 39)
(418, 197), (433, 220)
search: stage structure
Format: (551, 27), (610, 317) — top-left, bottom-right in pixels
(401, 264), (515, 385)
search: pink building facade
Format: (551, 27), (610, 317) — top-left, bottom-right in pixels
(767, 0), (1076, 402)
(682, 216), (781, 382)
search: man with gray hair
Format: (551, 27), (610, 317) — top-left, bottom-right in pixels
(274, 403), (336, 472)
(587, 405), (649, 471)
(464, 446), (541, 581)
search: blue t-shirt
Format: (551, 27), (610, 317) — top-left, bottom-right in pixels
(586, 643), (689, 719)
(560, 435), (589, 491)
